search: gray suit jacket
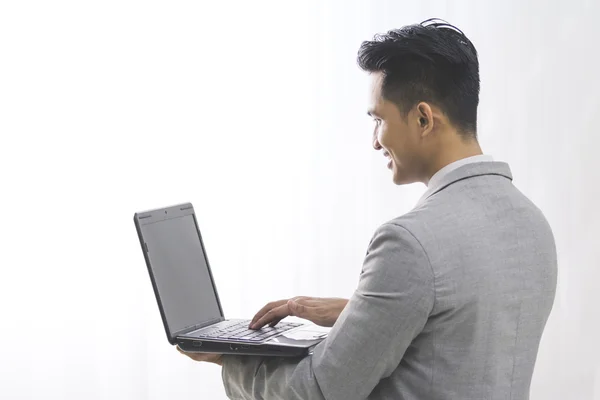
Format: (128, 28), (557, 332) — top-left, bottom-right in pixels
(221, 162), (557, 400)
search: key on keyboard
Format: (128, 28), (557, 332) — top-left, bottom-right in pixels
(197, 320), (302, 342)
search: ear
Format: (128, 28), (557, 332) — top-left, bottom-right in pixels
(416, 102), (434, 137)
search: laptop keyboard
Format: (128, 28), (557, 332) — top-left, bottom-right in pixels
(195, 320), (302, 342)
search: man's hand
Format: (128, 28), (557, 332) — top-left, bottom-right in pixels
(249, 297), (349, 329)
(176, 346), (223, 366)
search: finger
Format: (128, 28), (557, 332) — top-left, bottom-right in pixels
(177, 346), (214, 362)
(253, 304), (290, 329)
(177, 346), (198, 360)
(252, 304), (291, 329)
(177, 346), (197, 357)
(268, 299), (315, 327)
(288, 299), (317, 319)
(282, 297), (314, 319)
(266, 298), (312, 327)
(250, 299), (288, 327)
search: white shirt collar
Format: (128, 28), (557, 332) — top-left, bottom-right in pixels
(427, 154), (494, 191)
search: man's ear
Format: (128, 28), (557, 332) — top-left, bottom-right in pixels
(416, 102), (434, 137)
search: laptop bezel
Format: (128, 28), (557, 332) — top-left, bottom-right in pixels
(134, 202), (226, 344)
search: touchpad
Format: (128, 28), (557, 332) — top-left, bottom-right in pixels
(279, 325), (330, 341)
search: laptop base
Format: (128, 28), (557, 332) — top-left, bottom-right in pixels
(176, 324), (327, 357)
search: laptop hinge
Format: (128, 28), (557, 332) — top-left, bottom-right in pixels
(174, 317), (224, 338)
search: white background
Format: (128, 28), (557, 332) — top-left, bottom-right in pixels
(1, 1), (599, 399)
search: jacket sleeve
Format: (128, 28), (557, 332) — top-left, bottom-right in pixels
(221, 223), (435, 400)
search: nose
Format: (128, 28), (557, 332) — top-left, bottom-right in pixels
(372, 130), (382, 151)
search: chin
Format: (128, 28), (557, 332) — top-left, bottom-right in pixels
(392, 170), (417, 186)
(392, 175), (409, 185)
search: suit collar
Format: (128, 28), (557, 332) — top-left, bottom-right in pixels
(417, 161), (513, 205)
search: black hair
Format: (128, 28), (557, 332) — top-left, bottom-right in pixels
(357, 18), (480, 137)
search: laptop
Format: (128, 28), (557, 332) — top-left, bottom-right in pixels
(134, 202), (328, 357)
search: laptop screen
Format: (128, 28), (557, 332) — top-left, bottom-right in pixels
(140, 213), (222, 335)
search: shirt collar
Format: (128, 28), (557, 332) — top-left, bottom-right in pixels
(427, 155), (494, 192)
(416, 155), (498, 207)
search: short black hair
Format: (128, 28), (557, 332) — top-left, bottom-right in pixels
(357, 19), (480, 137)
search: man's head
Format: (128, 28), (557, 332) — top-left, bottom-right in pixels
(358, 19), (481, 185)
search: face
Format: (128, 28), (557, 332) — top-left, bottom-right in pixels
(368, 72), (429, 185)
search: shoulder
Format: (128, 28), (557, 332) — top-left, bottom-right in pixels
(382, 209), (436, 249)
(361, 222), (435, 307)
(370, 220), (424, 253)
(365, 221), (434, 279)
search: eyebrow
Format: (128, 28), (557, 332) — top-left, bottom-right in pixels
(367, 109), (381, 118)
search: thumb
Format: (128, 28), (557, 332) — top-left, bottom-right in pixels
(287, 299), (306, 317)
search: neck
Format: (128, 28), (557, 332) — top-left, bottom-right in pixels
(423, 138), (483, 185)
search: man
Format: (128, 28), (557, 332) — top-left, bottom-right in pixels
(179, 19), (557, 400)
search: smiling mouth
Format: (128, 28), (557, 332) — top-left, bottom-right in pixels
(383, 152), (392, 169)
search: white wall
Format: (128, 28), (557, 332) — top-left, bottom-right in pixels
(1, 1), (598, 398)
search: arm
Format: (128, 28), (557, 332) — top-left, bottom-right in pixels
(222, 223), (435, 400)
(249, 297), (349, 329)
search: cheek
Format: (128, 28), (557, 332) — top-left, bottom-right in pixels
(378, 124), (402, 155)
(377, 124), (392, 148)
